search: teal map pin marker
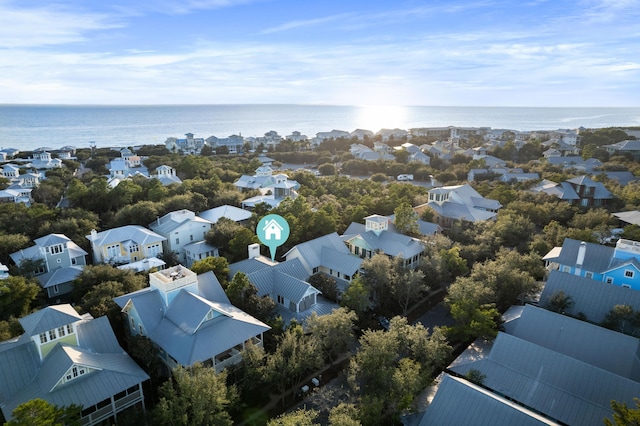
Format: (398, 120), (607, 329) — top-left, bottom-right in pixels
(256, 214), (290, 261)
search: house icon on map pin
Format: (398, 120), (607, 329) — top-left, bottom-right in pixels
(263, 218), (284, 240)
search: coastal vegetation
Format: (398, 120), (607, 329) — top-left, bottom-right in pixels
(1, 127), (639, 424)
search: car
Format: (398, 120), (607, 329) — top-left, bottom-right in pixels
(397, 174), (414, 181)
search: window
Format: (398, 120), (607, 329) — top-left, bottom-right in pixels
(312, 267), (319, 274)
(107, 244), (119, 258)
(71, 257), (77, 265)
(190, 234), (194, 241)
(49, 330), (56, 340)
(39, 333), (48, 344)
(56, 258), (62, 263)
(139, 325), (143, 334)
(176, 238), (179, 245)
(623, 284), (631, 289)
(277, 295), (284, 304)
(585, 271), (593, 279)
(625, 270), (635, 278)
(53, 285), (59, 294)
(606, 277), (614, 284)
(562, 266), (570, 273)
(58, 326), (66, 337)
(67, 324), (73, 334)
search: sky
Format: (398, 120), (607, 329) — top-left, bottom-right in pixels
(0, 0), (639, 107)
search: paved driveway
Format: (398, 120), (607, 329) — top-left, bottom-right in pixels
(413, 302), (455, 330)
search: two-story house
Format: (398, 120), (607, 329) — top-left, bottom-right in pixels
(543, 237), (640, 290)
(531, 175), (614, 207)
(416, 183), (502, 229)
(149, 209), (213, 265)
(114, 265), (270, 373)
(10, 233), (88, 299)
(87, 226), (165, 267)
(341, 215), (425, 269)
(229, 245), (334, 324)
(0, 305), (149, 426)
(284, 233), (364, 291)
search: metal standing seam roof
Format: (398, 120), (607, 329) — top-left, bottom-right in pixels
(228, 258), (273, 279)
(113, 287), (166, 332)
(342, 223), (425, 258)
(283, 232), (362, 275)
(508, 304), (640, 380)
(87, 225), (166, 246)
(17, 305), (83, 338)
(0, 314), (149, 421)
(148, 209), (212, 235)
(34, 233), (72, 247)
(449, 332), (640, 426)
(613, 210), (640, 226)
(37, 266), (84, 288)
(247, 268), (319, 304)
(555, 238), (615, 273)
(198, 205), (253, 223)
(149, 294), (270, 366)
(419, 374), (559, 426)
(540, 269), (640, 330)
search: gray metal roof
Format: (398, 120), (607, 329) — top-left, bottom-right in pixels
(17, 304), (83, 338)
(554, 238), (615, 273)
(33, 233), (72, 247)
(149, 209), (212, 235)
(37, 266), (84, 289)
(419, 374), (559, 426)
(115, 271), (269, 367)
(342, 223), (425, 259)
(508, 303), (640, 381)
(149, 293), (270, 366)
(0, 313), (149, 421)
(229, 257), (273, 278)
(449, 332), (640, 426)
(87, 225), (166, 246)
(540, 269), (640, 328)
(198, 205), (252, 223)
(283, 233), (362, 276)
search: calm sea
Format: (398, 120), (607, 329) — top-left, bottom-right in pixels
(1, 104), (640, 152)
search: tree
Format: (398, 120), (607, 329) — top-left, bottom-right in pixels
(393, 202), (420, 236)
(604, 398), (640, 426)
(329, 403), (361, 426)
(226, 271), (277, 321)
(153, 364), (237, 426)
(71, 264), (146, 303)
(544, 290), (574, 314)
(227, 228), (259, 263)
(79, 280), (124, 320)
(308, 273), (338, 302)
(189, 256), (229, 286)
(318, 163), (336, 176)
(392, 269), (428, 316)
(265, 325), (322, 406)
(602, 305), (640, 336)
(0, 232), (30, 265)
(340, 277), (371, 317)
(360, 254), (396, 308)
(0, 276), (41, 321)
(307, 308), (357, 363)
(347, 318), (450, 425)
(7, 398), (81, 426)
(267, 408), (320, 426)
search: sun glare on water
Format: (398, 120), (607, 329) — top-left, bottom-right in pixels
(355, 105), (409, 133)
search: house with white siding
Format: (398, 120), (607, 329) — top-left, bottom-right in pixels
(149, 209), (213, 265)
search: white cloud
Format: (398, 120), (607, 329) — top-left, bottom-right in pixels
(0, 2), (123, 48)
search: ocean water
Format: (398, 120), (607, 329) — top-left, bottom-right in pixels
(1, 104), (640, 152)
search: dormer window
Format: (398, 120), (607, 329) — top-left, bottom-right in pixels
(47, 244), (65, 254)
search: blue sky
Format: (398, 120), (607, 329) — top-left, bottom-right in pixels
(1, 0), (639, 106)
